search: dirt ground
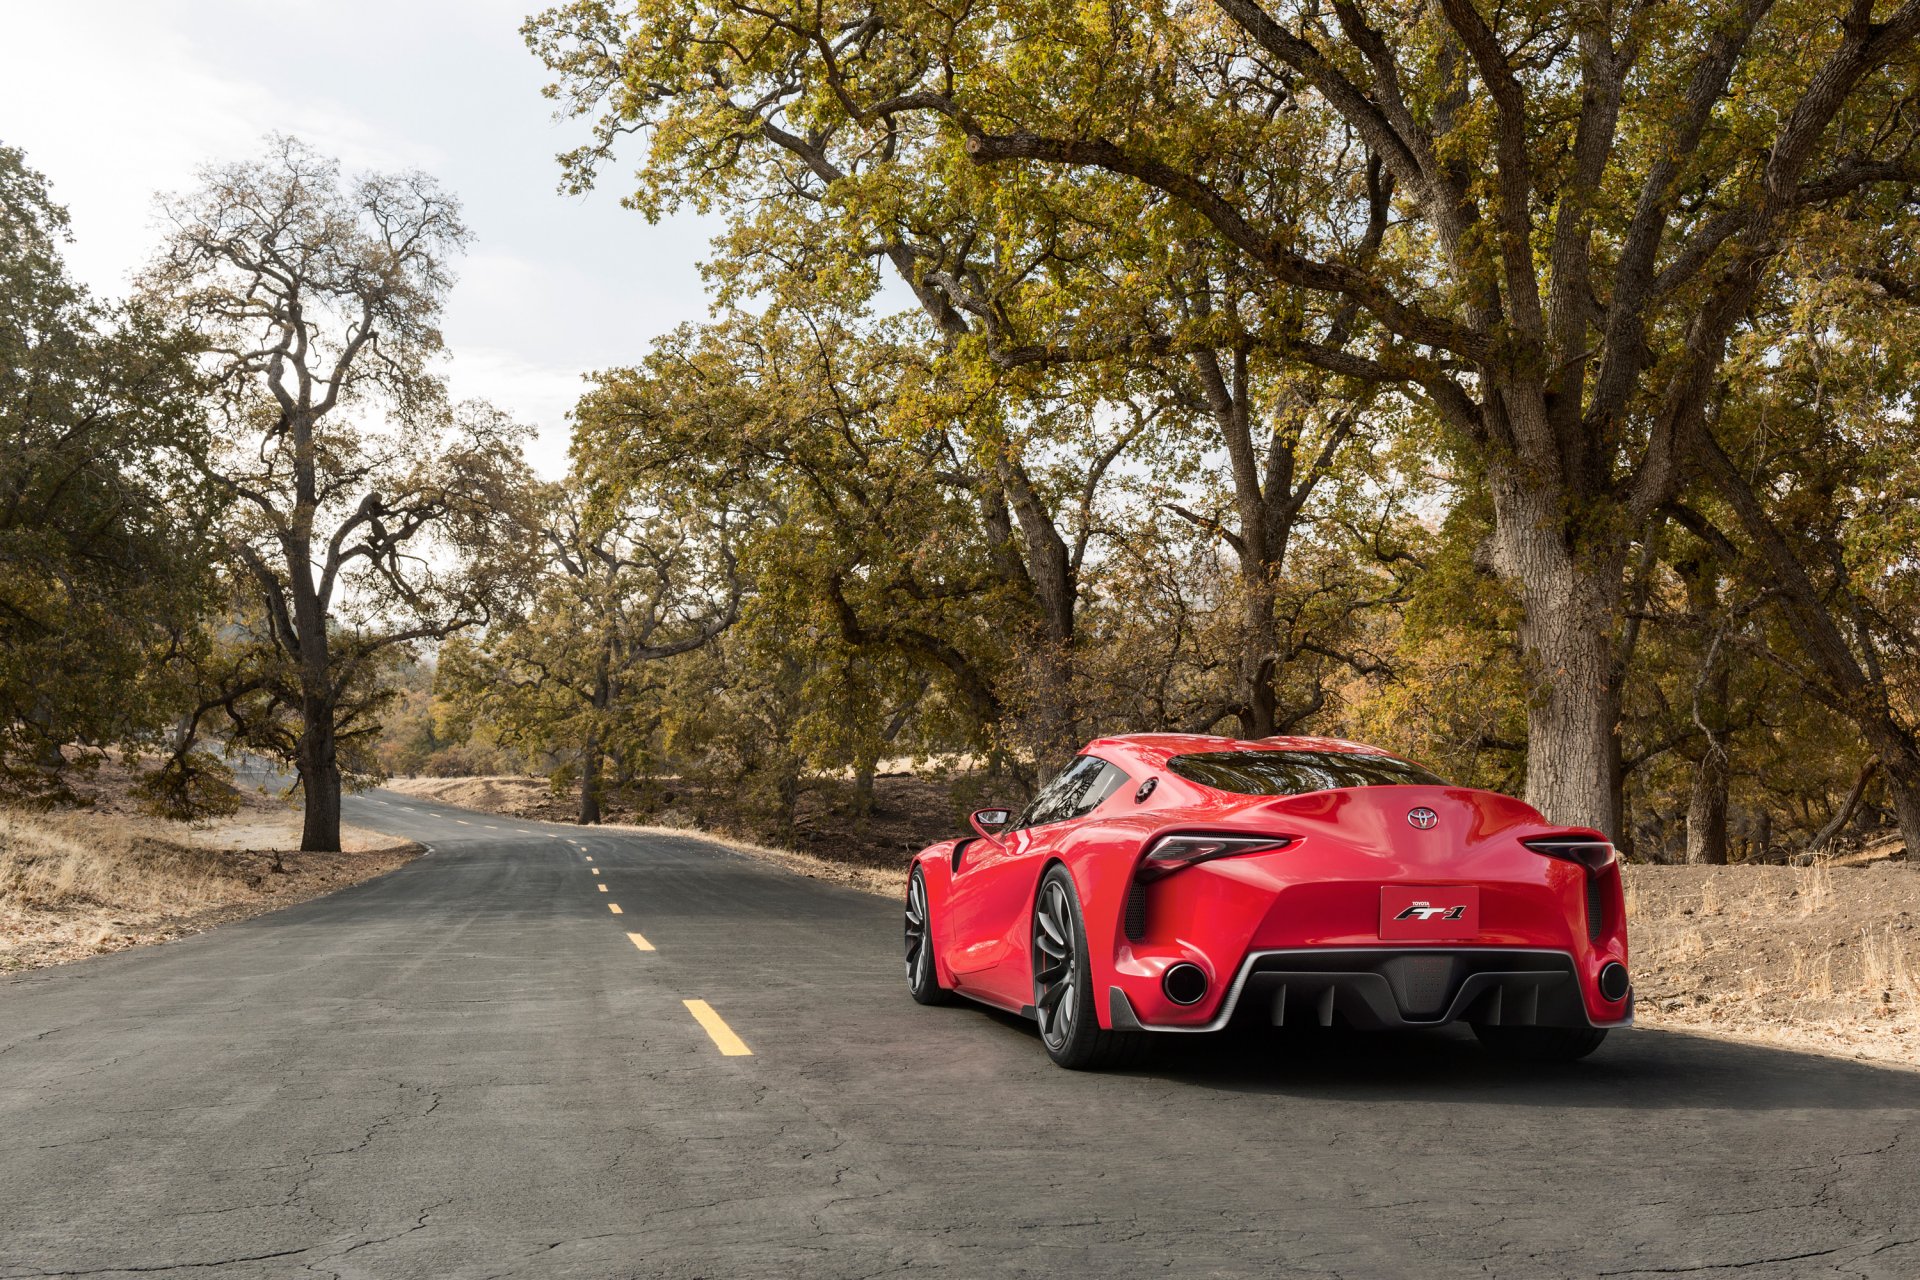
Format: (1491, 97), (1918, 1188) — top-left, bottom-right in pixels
(1624, 862), (1920, 1067)
(1, 757), (420, 973)
(393, 771), (1920, 1069)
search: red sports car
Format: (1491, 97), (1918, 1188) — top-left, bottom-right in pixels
(903, 734), (1631, 1069)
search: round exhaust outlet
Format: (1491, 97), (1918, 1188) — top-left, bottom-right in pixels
(1598, 962), (1631, 1003)
(1163, 963), (1209, 1006)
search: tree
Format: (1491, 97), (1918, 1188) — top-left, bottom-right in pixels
(0, 142), (219, 798)
(141, 138), (530, 850)
(443, 479), (741, 824)
(1678, 257), (1920, 855)
(572, 310), (1020, 755)
(529, 0), (1920, 838)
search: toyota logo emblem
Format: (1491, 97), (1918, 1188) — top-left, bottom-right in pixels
(1406, 807), (1438, 830)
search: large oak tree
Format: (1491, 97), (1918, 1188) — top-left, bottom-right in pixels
(529, 0), (1920, 837)
(143, 138), (529, 850)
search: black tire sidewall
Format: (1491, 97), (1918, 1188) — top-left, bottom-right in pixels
(906, 868), (949, 1004)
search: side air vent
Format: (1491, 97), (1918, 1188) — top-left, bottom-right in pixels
(1123, 881), (1149, 940)
(1585, 872), (1605, 942)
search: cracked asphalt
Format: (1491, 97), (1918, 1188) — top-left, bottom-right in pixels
(3, 792), (1919, 1279)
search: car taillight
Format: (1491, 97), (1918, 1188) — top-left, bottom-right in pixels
(1523, 837), (1618, 873)
(1137, 833), (1293, 881)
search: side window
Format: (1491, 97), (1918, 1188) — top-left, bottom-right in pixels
(1068, 761), (1129, 820)
(1014, 757), (1129, 829)
(1013, 758), (1091, 830)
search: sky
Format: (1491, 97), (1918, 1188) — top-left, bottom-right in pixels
(0, 0), (719, 475)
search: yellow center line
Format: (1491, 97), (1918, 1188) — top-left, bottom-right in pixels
(597, 883), (608, 892)
(626, 932), (654, 952)
(608, 903), (622, 914)
(584, 856), (592, 862)
(591, 869), (600, 875)
(455, 819), (470, 826)
(683, 1000), (752, 1056)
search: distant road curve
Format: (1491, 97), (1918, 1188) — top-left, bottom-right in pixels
(1, 790), (1916, 1278)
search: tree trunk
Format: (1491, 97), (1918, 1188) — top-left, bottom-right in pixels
(579, 732), (603, 826)
(997, 459), (1079, 762)
(1683, 565), (1730, 865)
(27, 697), (65, 772)
(1238, 566), (1281, 738)
(1489, 478), (1624, 836)
(298, 701), (342, 853)
(1862, 732), (1920, 860)
(1685, 751), (1730, 865)
(579, 655), (614, 825)
(1188, 347), (1297, 741)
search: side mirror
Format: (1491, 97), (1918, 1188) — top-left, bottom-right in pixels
(969, 808), (1013, 840)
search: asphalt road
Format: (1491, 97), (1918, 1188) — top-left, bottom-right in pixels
(3, 793), (1918, 1279)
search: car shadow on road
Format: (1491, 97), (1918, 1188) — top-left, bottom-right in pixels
(1147, 1022), (1920, 1109)
(971, 1007), (1920, 1109)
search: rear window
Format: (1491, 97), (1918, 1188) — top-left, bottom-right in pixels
(1166, 750), (1445, 795)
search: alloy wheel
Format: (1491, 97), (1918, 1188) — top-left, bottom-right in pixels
(904, 873), (930, 986)
(1033, 878), (1077, 1049)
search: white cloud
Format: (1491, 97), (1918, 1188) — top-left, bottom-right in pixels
(445, 346), (591, 475)
(0, 0), (720, 477)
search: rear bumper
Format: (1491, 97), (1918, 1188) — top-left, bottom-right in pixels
(1107, 947), (1633, 1033)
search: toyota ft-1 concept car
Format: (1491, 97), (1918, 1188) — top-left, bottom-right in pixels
(903, 734), (1631, 1069)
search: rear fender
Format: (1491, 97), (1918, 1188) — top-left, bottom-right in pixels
(1046, 832), (1150, 1030)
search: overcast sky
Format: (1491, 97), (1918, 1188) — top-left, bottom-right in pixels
(0, 0), (718, 474)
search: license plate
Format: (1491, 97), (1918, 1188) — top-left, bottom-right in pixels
(1380, 885), (1480, 940)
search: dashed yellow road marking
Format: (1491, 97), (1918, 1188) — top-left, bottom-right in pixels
(597, 883), (608, 892)
(626, 932), (654, 952)
(456, 819), (470, 826)
(683, 1000), (752, 1056)
(591, 869), (600, 875)
(608, 903), (622, 914)
(584, 856), (592, 862)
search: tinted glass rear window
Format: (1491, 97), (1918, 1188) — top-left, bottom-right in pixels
(1167, 750), (1445, 795)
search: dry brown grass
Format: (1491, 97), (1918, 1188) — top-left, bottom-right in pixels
(2, 809), (241, 912)
(0, 790), (421, 974)
(1626, 862), (1920, 1068)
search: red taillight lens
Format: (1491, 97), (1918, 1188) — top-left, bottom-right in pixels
(1137, 833), (1293, 881)
(1523, 837), (1618, 872)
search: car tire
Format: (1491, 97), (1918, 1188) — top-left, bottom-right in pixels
(905, 867), (954, 1005)
(1472, 1023), (1608, 1063)
(1032, 865), (1152, 1070)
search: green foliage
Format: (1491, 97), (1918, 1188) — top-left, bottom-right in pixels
(0, 142), (222, 799)
(519, 0), (1920, 849)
